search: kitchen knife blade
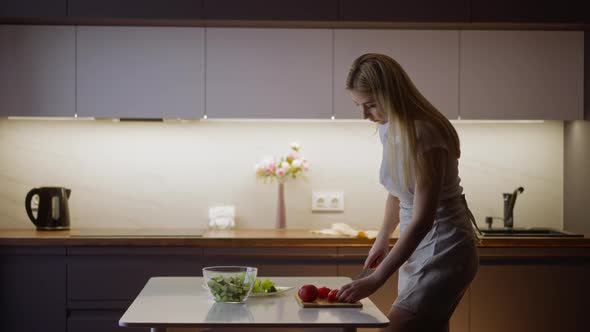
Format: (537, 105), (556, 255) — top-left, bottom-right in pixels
(355, 267), (373, 280)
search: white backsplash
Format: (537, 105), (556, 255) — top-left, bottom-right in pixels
(0, 119), (563, 231)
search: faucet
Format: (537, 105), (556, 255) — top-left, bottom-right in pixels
(503, 187), (524, 228)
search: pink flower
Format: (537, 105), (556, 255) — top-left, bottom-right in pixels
(302, 160), (310, 171)
(287, 151), (300, 162)
(255, 144), (309, 181)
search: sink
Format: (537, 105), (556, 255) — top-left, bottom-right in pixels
(480, 227), (583, 237)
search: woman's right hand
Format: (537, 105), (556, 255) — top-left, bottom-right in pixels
(364, 235), (389, 269)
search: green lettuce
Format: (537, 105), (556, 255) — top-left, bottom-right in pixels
(252, 278), (277, 293)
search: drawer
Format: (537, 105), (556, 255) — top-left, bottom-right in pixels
(203, 247), (338, 277)
(67, 247), (202, 301)
(68, 310), (149, 332)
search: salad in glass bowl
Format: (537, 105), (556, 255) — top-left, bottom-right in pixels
(202, 266), (258, 303)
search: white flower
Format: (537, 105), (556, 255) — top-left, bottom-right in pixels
(291, 159), (303, 168)
(255, 144), (309, 181)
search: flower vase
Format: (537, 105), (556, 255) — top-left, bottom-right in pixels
(276, 182), (286, 229)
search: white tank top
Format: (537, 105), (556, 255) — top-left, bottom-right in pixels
(378, 121), (464, 212)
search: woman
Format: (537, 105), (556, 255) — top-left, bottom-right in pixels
(336, 53), (480, 332)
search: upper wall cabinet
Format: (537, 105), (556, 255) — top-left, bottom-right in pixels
(204, 0), (338, 21)
(339, 0), (470, 22)
(0, 0), (66, 18)
(472, 0), (589, 23)
(334, 30), (460, 119)
(68, 0), (203, 19)
(460, 31), (584, 120)
(206, 28), (332, 119)
(76, 26), (205, 119)
(0, 25), (75, 117)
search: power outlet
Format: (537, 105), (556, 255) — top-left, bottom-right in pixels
(312, 192), (344, 212)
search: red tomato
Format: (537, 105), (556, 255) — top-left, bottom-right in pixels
(317, 287), (331, 299)
(327, 289), (339, 302)
(298, 284), (318, 302)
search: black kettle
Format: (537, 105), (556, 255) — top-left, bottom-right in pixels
(25, 187), (71, 230)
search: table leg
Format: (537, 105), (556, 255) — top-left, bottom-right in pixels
(150, 328), (166, 332)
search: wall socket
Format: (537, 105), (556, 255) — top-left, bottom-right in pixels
(311, 192), (344, 212)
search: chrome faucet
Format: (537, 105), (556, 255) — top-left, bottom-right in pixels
(503, 187), (524, 228)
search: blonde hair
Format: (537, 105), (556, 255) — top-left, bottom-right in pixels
(346, 53), (460, 189)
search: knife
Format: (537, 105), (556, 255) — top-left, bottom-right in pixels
(355, 254), (383, 280)
(355, 266), (373, 280)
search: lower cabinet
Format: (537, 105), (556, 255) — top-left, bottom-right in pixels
(66, 247), (203, 332)
(0, 247), (66, 332)
(337, 247), (397, 332)
(470, 261), (589, 332)
(2, 245), (589, 332)
(337, 247), (469, 332)
(68, 310), (148, 332)
(67, 247), (203, 301)
(203, 247), (339, 276)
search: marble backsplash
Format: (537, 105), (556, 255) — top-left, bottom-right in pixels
(0, 119), (563, 231)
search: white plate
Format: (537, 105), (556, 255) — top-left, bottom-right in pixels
(249, 286), (293, 297)
(202, 284), (293, 297)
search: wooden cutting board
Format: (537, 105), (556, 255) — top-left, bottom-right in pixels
(295, 295), (362, 308)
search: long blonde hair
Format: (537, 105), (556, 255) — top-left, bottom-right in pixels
(346, 53), (460, 189)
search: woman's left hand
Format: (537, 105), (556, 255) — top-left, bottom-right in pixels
(336, 273), (383, 303)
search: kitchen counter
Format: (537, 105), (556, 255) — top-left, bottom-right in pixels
(1, 228), (589, 332)
(0, 228), (589, 248)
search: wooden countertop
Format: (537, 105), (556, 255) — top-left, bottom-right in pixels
(0, 228), (589, 248)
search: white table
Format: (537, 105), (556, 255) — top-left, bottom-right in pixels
(119, 276), (390, 332)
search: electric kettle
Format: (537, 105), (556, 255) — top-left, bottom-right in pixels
(25, 187), (71, 230)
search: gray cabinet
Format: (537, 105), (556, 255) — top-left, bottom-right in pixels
(337, 247), (397, 332)
(203, 247), (338, 276)
(66, 247), (202, 332)
(0, 247), (67, 332)
(204, 0), (338, 21)
(0, 0), (66, 18)
(67, 247), (203, 301)
(471, 0), (589, 23)
(334, 30), (460, 119)
(68, 0), (203, 19)
(206, 28), (333, 119)
(68, 310), (148, 332)
(459, 30), (584, 120)
(470, 263), (588, 332)
(76, 26), (205, 119)
(339, 0), (470, 22)
(337, 247), (469, 332)
(0, 25), (75, 117)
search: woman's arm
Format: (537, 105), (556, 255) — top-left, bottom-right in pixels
(364, 194), (400, 269)
(381, 194), (401, 237)
(372, 147), (447, 284)
(337, 148), (447, 303)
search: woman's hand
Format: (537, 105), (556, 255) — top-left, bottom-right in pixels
(365, 234), (389, 269)
(336, 273), (384, 303)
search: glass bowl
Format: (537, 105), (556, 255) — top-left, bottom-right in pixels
(202, 266), (258, 303)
